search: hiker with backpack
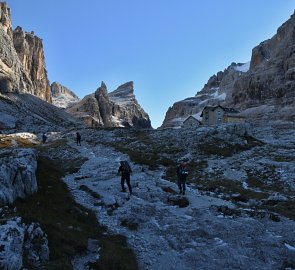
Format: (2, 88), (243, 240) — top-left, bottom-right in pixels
(76, 132), (81, 146)
(177, 162), (188, 195)
(118, 161), (132, 195)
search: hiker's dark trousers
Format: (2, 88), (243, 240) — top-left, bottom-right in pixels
(178, 177), (186, 192)
(121, 174), (132, 193)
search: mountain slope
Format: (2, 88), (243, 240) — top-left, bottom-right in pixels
(0, 92), (83, 132)
(0, 2), (51, 102)
(51, 81), (80, 108)
(162, 10), (295, 128)
(67, 81), (151, 128)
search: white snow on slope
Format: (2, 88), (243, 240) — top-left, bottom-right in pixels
(234, 62), (250, 72)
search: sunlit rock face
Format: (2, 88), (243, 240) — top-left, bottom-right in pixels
(13, 26), (52, 102)
(0, 2), (51, 102)
(162, 11), (295, 128)
(67, 81), (152, 128)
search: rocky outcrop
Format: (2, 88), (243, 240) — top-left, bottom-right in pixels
(0, 2), (12, 38)
(95, 82), (113, 127)
(67, 81), (151, 128)
(232, 12), (295, 111)
(109, 81), (151, 128)
(0, 148), (37, 205)
(0, 92), (83, 133)
(161, 63), (248, 128)
(51, 81), (80, 108)
(162, 10), (295, 128)
(0, 3), (33, 95)
(0, 218), (49, 269)
(0, 2), (51, 102)
(13, 26), (51, 102)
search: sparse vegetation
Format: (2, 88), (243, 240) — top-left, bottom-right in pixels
(14, 144), (139, 270)
(0, 135), (37, 148)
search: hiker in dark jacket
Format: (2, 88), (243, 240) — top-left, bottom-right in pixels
(118, 161), (132, 194)
(42, 133), (47, 143)
(76, 132), (81, 146)
(177, 162), (188, 195)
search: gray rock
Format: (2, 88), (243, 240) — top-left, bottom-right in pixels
(0, 3), (51, 102)
(67, 81), (151, 128)
(0, 148), (37, 205)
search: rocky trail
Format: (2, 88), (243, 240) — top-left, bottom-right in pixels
(62, 135), (295, 270)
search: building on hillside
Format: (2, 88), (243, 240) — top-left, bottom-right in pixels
(182, 115), (202, 128)
(200, 105), (245, 126)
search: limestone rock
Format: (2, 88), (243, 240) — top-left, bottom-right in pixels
(0, 2), (12, 38)
(161, 62), (247, 128)
(0, 11), (33, 95)
(162, 10), (295, 127)
(51, 81), (80, 108)
(67, 81), (151, 128)
(232, 11), (295, 115)
(13, 26), (52, 102)
(0, 2), (51, 102)
(0, 148), (37, 205)
(0, 218), (49, 270)
(95, 81), (113, 127)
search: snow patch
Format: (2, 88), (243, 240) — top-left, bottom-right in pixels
(234, 62), (250, 72)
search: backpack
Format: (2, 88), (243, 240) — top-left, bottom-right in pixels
(121, 161), (131, 174)
(179, 166), (188, 176)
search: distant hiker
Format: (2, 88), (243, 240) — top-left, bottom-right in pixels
(177, 162), (188, 195)
(118, 161), (132, 194)
(76, 132), (81, 146)
(42, 133), (47, 143)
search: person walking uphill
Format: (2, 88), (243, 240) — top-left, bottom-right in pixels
(177, 162), (188, 195)
(118, 161), (132, 195)
(76, 132), (81, 146)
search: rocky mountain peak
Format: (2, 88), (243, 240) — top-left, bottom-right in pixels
(67, 81), (151, 128)
(110, 81), (135, 100)
(117, 81), (134, 91)
(13, 26), (52, 102)
(0, 2), (51, 102)
(0, 2), (12, 37)
(162, 9), (295, 128)
(51, 82), (80, 108)
(100, 81), (107, 90)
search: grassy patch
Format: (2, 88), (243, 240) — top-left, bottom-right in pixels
(14, 153), (139, 269)
(106, 142), (175, 170)
(161, 186), (178, 195)
(0, 136), (37, 148)
(195, 179), (268, 202)
(260, 201), (295, 221)
(199, 135), (263, 157)
(167, 196), (189, 208)
(121, 219), (139, 231)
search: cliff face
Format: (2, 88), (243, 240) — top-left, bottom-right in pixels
(232, 12), (295, 110)
(13, 26), (51, 102)
(162, 10), (295, 128)
(161, 63), (248, 128)
(51, 81), (80, 108)
(0, 2), (51, 102)
(67, 81), (151, 128)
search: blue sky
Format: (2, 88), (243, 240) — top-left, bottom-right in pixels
(5, 0), (295, 128)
